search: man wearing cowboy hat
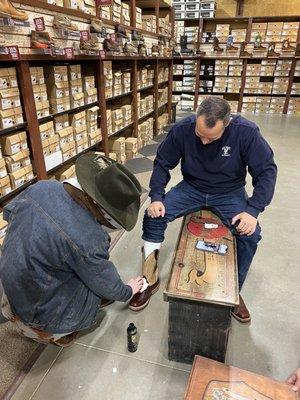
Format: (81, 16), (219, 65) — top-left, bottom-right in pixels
(0, 152), (143, 346)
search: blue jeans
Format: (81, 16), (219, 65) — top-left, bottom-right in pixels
(142, 180), (262, 289)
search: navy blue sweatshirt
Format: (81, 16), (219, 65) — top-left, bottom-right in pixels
(150, 114), (277, 218)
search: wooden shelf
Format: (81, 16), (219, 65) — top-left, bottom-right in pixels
(138, 110), (155, 122)
(0, 178), (37, 206)
(38, 102), (99, 124)
(138, 85), (155, 92)
(106, 92), (133, 102)
(108, 123), (135, 138)
(0, 122), (27, 137)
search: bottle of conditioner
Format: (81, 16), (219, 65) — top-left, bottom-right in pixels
(127, 323), (138, 352)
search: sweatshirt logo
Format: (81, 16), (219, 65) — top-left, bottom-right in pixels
(221, 146), (231, 157)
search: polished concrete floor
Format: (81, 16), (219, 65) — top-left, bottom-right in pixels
(9, 113), (300, 400)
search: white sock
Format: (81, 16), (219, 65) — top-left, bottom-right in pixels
(144, 241), (162, 259)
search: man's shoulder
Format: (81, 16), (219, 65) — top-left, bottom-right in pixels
(230, 115), (258, 131)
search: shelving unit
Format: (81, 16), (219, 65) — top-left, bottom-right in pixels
(0, 0), (174, 205)
(172, 15), (300, 113)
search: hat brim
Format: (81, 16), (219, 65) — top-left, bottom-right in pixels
(75, 153), (141, 231)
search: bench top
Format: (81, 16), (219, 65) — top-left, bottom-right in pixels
(164, 210), (239, 306)
(185, 356), (296, 400)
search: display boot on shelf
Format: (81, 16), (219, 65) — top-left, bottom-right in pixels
(267, 42), (280, 57)
(213, 37), (223, 53)
(196, 48), (206, 56)
(90, 18), (105, 36)
(151, 44), (159, 56)
(53, 15), (78, 31)
(0, 0), (28, 21)
(282, 38), (296, 52)
(240, 41), (252, 57)
(123, 42), (138, 56)
(31, 30), (54, 49)
(226, 35), (238, 52)
(138, 43), (147, 56)
(80, 36), (101, 52)
(115, 24), (128, 40)
(173, 44), (181, 57)
(163, 47), (172, 58)
(129, 249), (160, 312)
(103, 38), (121, 54)
(254, 33), (266, 50)
(180, 35), (194, 55)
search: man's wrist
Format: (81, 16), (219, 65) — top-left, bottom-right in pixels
(245, 205), (260, 219)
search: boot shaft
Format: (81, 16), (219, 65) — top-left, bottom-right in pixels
(142, 248), (159, 286)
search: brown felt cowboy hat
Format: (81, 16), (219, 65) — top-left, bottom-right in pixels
(75, 152), (142, 231)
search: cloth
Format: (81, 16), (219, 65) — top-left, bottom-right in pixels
(143, 180), (262, 289)
(143, 241), (161, 259)
(1, 291), (70, 344)
(0, 180), (132, 334)
(149, 114), (277, 218)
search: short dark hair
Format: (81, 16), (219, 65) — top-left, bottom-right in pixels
(196, 97), (231, 128)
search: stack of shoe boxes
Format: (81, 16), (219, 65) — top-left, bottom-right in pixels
(56, 164), (76, 182)
(99, 6), (111, 19)
(112, 0), (122, 23)
(202, 30), (216, 44)
(30, 67), (50, 119)
(104, 62), (113, 99)
(227, 100), (239, 113)
(70, 111), (88, 154)
(125, 138), (138, 160)
(58, 121), (76, 162)
(158, 67), (169, 84)
(158, 87), (168, 107)
(159, 16), (172, 36)
(281, 21), (299, 43)
(251, 22), (267, 42)
(183, 60), (197, 76)
(272, 77), (289, 95)
(200, 63), (214, 76)
(256, 97), (272, 114)
(173, 64), (183, 76)
(244, 64), (261, 94)
(138, 118), (154, 147)
(242, 96), (256, 113)
(215, 24), (230, 44)
(109, 137), (126, 164)
(41, 117), (61, 170)
(173, 80), (183, 92)
(227, 60), (243, 93)
(136, 7), (143, 29)
(288, 98), (300, 115)
(174, 0), (216, 19)
(260, 60), (276, 77)
(0, 132), (33, 191)
(231, 29), (247, 43)
(122, 70), (131, 94)
(181, 94), (194, 110)
(86, 106), (101, 146)
(184, 26), (198, 53)
(0, 68), (24, 130)
(199, 79), (213, 93)
(174, 21), (185, 44)
(138, 94), (154, 118)
(265, 22), (283, 44)
(113, 71), (123, 97)
(44, 66), (70, 113)
(68, 65), (84, 108)
(137, 67), (154, 89)
(214, 60), (228, 93)
(121, 2), (131, 26)
(82, 67), (97, 105)
(142, 15), (157, 33)
(269, 97), (285, 114)
(0, 211), (8, 247)
(157, 113), (168, 133)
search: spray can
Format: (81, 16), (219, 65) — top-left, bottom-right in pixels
(127, 323), (138, 352)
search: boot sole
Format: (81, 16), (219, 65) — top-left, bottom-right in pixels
(129, 283), (160, 312)
(231, 311), (251, 324)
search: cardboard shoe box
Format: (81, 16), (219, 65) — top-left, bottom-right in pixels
(56, 164), (76, 181)
(40, 121), (55, 140)
(0, 107), (24, 130)
(71, 111), (86, 128)
(44, 66), (68, 84)
(86, 106), (99, 123)
(54, 115), (69, 131)
(4, 149), (31, 173)
(50, 97), (70, 114)
(0, 158), (7, 178)
(0, 88), (21, 111)
(109, 137), (125, 153)
(74, 124), (87, 141)
(42, 135), (60, 156)
(0, 68), (18, 90)
(33, 84), (48, 103)
(9, 165), (34, 190)
(0, 212), (8, 239)
(76, 137), (89, 153)
(29, 67), (45, 86)
(68, 65), (82, 80)
(57, 126), (74, 147)
(82, 76), (95, 91)
(89, 128), (102, 146)
(84, 88), (97, 104)
(0, 132), (27, 155)
(70, 92), (85, 108)
(0, 175), (11, 196)
(61, 141), (76, 161)
(36, 100), (50, 119)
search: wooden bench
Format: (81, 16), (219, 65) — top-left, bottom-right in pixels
(164, 210), (239, 364)
(185, 355), (295, 399)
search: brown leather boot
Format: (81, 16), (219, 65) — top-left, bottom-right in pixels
(0, 0), (28, 20)
(231, 295), (251, 323)
(129, 249), (160, 311)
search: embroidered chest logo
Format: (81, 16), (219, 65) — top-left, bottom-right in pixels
(221, 146), (231, 157)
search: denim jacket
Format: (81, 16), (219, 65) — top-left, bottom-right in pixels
(0, 181), (132, 333)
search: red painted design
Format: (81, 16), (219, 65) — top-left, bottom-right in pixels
(187, 216), (228, 239)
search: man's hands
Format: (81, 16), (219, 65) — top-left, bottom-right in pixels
(286, 368), (300, 392)
(127, 276), (144, 296)
(232, 212), (258, 236)
(147, 201), (165, 218)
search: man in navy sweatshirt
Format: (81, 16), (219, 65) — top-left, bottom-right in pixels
(129, 97), (277, 322)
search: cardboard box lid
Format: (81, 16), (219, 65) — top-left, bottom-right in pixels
(0, 158), (6, 168)
(1, 131), (27, 146)
(85, 88), (97, 96)
(87, 106), (99, 113)
(74, 124), (87, 134)
(49, 135), (59, 146)
(89, 129), (101, 139)
(40, 121), (54, 132)
(72, 92), (84, 100)
(10, 164), (32, 180)
(5, 149), (30, 163)
(58, 127), (73, 138)
(0, 108), (15, 118)
(0, 175), (10, 186)
(0, 88), (20, 99)
(69, 64), (81, 72)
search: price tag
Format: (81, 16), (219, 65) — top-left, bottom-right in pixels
(99, 50), (106, 59)
(80, 31), (90, 41)
(6, 46), (20, 60)
(95, 0), (112, 5)
(64, 47), (74, 59)
(34, 17), (45, 31)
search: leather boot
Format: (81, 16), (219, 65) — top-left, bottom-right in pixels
(240, 41), (252, 57)
(31, 31), (53, 49)
(213, 37), (223, 53)
(0, 0), (28, 20)
(282, 39), (295, 51)
(129, 249), (160, 311)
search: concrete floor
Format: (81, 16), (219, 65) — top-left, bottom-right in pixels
(10, 113), (300, 400)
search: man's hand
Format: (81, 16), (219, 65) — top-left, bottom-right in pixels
(127, 276), (144, 296)
(286, 368), (300, 392)
(232, 212), (257, 236)
(147, 201), (165, 218)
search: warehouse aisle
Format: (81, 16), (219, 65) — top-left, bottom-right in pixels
(9, 113), (300, 400)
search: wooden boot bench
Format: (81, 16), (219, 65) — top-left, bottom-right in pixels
(164, 210), (239, 364)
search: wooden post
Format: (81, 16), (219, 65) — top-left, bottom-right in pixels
(16, 61), (47, 180)
(235, 0), (244, 17)
(132, 59), (138, 137)
(154, 59), (159, 136)
(130, 0), (136, 28)
(97, 60), (109, 155)
(194, 59), (201, 111)
(167, 59), (174, 123)
(155, 0), (160, 35)
(283, 59), (296, 114)
(238, 17), (252, 113)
